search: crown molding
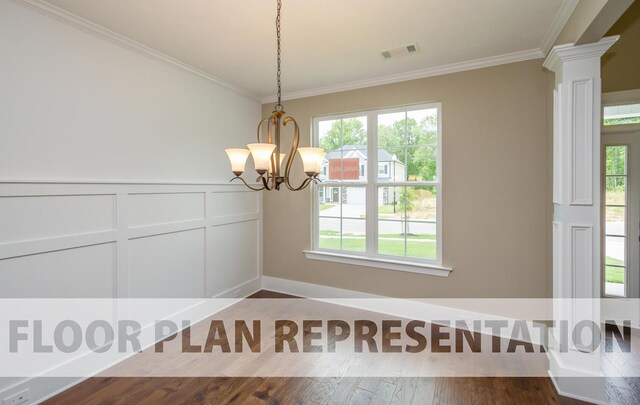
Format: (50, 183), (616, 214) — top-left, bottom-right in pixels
(260, 48), (545, 104)
(8, 0), (261, 101)
(543, 35), (619, 73)
(540, 0), (580, 56)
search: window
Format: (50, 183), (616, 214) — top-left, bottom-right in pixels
(604, 103), (640, 126)
(603, 145), (627, 297)
(311, 104), (444, 272)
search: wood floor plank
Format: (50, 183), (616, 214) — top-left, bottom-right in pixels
(347, 387), (374, 405)
(411, 377), (435, 405)
(369, 380), (397, 405)
(390, 377), (417, 405)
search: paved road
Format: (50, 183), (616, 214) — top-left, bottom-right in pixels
(319, 204), (436, 235)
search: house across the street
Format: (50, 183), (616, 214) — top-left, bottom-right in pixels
(318, 144), (406, 204)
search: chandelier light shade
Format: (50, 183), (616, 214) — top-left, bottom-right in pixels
(225, 0), (324, 191)
(297, 147), (326, 176)
(247, 143), (277, 174)
(224, 148), (251, 176)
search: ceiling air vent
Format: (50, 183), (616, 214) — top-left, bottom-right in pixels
(381, 44), (419, 59)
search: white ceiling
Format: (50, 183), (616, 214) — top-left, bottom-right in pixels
(44, 0), (570, 101)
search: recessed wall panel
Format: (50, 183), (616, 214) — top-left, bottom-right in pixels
(0, 243), (116, 298)
(210, 192), (258, 218)
(128, 229), (205, 298)
(208, 221), (258, 296)
(0, 195), (115, 244)
(128, 193), (205, 227)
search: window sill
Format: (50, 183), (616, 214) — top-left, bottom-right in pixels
(303, 250), (452, 277)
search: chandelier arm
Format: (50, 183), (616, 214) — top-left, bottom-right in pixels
(285, 177), (314, 192)
(282, 116), (313, 191)
(282, 115), (299, 181)
(268, 114), (278, 189)
(230, 176), (267, 191)
(261, 174), (273, 191)
(256, 117), (270, 143)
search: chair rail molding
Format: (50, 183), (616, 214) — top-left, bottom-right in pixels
(543, 36), (618, 405)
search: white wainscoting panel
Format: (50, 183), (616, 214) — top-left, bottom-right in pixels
(0, 194), (116, 244)
(0, 243), (116, 298)
(128, 192), (205, 228)
(128, 229), (206, 298)
(210, 191), (258, 217)
(208, 220), (259, 297)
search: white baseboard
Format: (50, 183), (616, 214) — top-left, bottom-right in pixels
(261, 277), (545, 344)
(0, 276), (263, 405)
(547, 371), (604, 405)
(261, 276), (383, 299)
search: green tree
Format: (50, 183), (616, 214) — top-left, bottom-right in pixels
(605, 146), (626, 192)
(378, 115), (438, 181)
(398, 188), (418, 235)
(319, 118), (366, 151)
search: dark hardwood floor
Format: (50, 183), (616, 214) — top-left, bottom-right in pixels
(44, 291), (633, 404)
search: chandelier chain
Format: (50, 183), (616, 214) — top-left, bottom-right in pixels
(275, 0), (282, 111)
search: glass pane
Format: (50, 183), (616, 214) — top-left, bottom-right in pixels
(605, 207), (626, 236)
(605, 177), (627, 205)
(605, 265), (625, 296)
(405, 186), (437, 221)
(319, 119), (342, 181)
(407, 146), (437, 182)
(604, 104), (640, 126)
(378, 112), (406, 148)
(605, 235), (626, 267)
(406, 222), (437, 260)
(407, 108), (438, 146)
(318, 186), (340, 217)
(318, 216), (340, 250)
(606, 176), (627, 193)
(377, 220), (406, 256)
(604, 232), (626, 296)
(342, 187), (366, 219)
(378, 186), (404, 219)
(605, 146), (627, 175)
(378, 148), (405, 181)
(319, 117), (367, 181)
(341, 219), (366, 252)
(337, 146), (367, 181)
(343, 116), (367, 147)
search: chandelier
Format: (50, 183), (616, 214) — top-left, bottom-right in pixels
(225, 0), (325, 191)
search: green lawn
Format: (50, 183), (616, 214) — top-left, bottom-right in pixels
(318, 234), (436, 259)
(378, 205), (398, 214)
(606, 256), (625, 284)
(319, 230), (435, 240)
(379, 233), (435, 240)
(319, 204), (336, 211)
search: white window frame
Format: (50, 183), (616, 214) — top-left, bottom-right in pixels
(305, 103), (451, 277)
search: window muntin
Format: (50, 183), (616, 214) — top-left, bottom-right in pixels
(313, 104), (441, 264)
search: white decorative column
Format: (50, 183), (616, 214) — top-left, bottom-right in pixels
(544, 36), (618, 404)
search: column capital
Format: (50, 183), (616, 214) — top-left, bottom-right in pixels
(543, 36), (619, 73)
